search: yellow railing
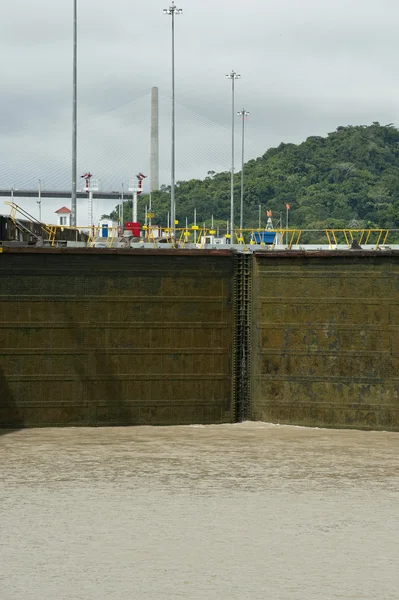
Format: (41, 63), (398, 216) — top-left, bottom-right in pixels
(141, 227), (302, 249)
(140, 227), (395, 250)
(5, 201), (57, 245)
(142, 225), (213, 248)
(4, 202), (398, 250)
(324, 229), (390, 249)
(86, 226), (118, 248)
(5, 202), (120, 247)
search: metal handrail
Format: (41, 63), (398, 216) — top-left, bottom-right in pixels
(5, 202), (399, 249)
(5, 201), (55, 243)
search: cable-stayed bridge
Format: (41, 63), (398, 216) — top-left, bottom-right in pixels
(0, 93), (265, 194)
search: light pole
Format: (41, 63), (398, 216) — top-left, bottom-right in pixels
(163, 1), (182, 234)
(71, 0), (77, 226)
(37, 179), (42, 221)
(121, 183), (124, 230)
(286, 203), (290, 245)
(226, 70), (241, 242)
(237, 108), (249, 231)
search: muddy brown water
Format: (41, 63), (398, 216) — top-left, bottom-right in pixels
(1, 423), (398, 599)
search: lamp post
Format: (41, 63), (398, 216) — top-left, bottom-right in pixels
(226, 70), (241, 243)
(163, 1), (182, 234)
(119, 182), (124, 233)
(37, 179), (42, 221)
(71, 0), (77, 226)
(237, 108), (249, 231)
(286, 203), (290, 245)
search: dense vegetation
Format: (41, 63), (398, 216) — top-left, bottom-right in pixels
(104, 123), (399, 230)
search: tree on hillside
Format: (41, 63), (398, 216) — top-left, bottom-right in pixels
(102, 123), (399, 230)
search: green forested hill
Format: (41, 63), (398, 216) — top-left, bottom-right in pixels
(105, 122), (399, 229)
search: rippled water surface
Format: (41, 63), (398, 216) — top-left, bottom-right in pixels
(1, 423), (399, 599)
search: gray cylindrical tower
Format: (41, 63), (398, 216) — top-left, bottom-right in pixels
(150, 87), (159, 192)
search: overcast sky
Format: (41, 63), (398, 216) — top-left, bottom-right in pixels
(1, 0), (399, 223)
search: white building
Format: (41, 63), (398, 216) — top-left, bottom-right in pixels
(98, 219), (119, 237)
(55, 206), (72, 226)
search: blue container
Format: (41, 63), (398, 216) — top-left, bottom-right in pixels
(101, 224), (109, 238)
(253, 231), (276, 244)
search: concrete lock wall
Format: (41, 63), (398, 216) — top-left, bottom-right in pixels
(250, 252), (399, 430)
(0, 248), (398, 430)
(0, 249), (235, 427)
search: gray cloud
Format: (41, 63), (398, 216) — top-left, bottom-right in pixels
(1, 0), (399, 222)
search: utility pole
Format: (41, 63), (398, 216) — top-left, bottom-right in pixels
(237, 108), (249, 231)
(226, 70), (241, 242)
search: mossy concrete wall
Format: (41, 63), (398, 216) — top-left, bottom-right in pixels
(0, 248), (234, 427)
(251, 252), (399, 430)
(1, 248), (398, 430)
